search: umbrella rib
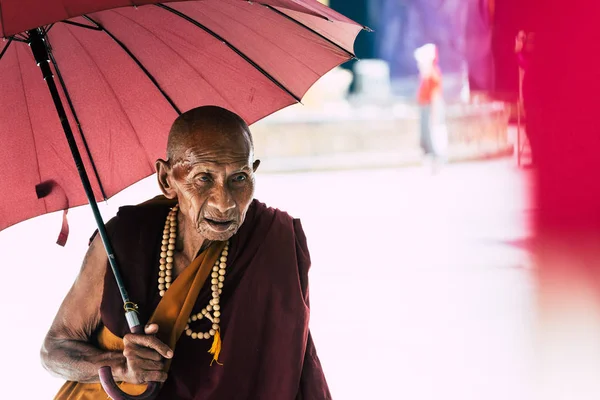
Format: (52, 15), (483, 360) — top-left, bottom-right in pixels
(264, 5), (357, 59)
(59, 24), (156, 175)
(83, 15), (182, 115)
(156, 3), (302, 103)
(0, 37), (12, 60)
(105, 9), (239, 113)
(61, 20), (103, 31)
(11, 34), (29, 43)
(45, 34), (109, 200)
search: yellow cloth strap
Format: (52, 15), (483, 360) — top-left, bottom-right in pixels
(54, 241), (226, 400)
(149, 241), (226, 366)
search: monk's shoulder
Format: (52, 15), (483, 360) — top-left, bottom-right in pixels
(250, 199), (307, 243)
(250, 198), (298, 228)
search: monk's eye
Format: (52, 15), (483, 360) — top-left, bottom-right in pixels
(194, 174), (211, 184)
(231, 174), (247, 183)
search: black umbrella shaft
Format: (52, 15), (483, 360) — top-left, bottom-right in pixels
(28, 29), (138, 327)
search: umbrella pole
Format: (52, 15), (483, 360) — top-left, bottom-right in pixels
(28, 28), (141, 332)
(29, 28), (160, 400)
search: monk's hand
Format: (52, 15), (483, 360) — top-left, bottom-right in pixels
(121, 323), (173, 384)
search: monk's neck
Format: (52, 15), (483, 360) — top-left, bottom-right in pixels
(176, 214), (209, 264)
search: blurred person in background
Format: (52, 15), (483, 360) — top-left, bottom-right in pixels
(414, 43), (447, 172)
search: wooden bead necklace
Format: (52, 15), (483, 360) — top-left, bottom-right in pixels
(159, 204), (229, 342)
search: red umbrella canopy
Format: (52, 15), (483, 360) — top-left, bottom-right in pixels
(0, 0), (364, 231)
(0, 0), (361, 38)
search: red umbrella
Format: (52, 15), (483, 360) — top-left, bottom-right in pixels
(0, 1), (364, 399)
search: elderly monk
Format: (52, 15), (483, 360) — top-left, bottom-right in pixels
(41, 106), (330, 400)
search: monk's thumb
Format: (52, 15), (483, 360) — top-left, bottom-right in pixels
(144, 323), (159, 335)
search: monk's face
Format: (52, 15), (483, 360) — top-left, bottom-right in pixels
(161, 125), (258, 242)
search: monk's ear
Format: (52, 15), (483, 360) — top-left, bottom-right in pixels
(156, 159), (177, 199)
(252, 159), (261, 173)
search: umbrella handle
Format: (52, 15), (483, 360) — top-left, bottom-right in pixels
(99, 369), (160, 400)
(99, 324), (162, 400)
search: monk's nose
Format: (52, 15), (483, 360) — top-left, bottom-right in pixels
(208, 185), (235, 213)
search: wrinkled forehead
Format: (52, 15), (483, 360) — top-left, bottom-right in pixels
(171, 122), (252, 160)
(171, 130), (253, 171)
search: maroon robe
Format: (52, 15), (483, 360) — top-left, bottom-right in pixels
(97, 198), (331, 399)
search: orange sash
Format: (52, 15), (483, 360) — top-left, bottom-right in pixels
(54, 241), (226, 400)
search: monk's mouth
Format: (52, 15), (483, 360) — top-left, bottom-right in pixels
(204, 218), (234, 232)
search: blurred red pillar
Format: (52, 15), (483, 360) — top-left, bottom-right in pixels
(533, 2), (600, 398)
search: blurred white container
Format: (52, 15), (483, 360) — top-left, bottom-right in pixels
(352, 59), (392, 102)
(301, 67), (354, 108)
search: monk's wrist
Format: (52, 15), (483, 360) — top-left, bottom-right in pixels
(106, 352), (128, 382)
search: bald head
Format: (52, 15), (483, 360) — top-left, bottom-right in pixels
(166, 106), (253, 163)
(156, 105), (260, 243)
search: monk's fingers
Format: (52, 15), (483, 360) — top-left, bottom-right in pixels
(128, 357), (165, 372)
(123, 343), (165, 362)
(144, 323), (159, 335)
(124, 333), (173, 359)
(126, 360), (167, 383)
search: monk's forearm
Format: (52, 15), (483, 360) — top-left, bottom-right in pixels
(41, 338), (126, 383)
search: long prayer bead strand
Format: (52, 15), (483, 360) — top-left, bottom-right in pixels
(158, 204), (229, 340)
(158, 205), (179, 297)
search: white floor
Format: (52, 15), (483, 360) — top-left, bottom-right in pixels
(1, 159), (534, 399)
